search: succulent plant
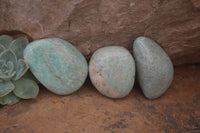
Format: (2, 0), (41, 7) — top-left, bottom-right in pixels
(0, 35), (39, 105)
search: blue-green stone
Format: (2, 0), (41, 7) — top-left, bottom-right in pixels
(133, 36), (174, 99)
(23, 38), (88, 95)
(89, 46), (135, 98)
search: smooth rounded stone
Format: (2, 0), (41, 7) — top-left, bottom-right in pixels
(89, 46), (135, 98)
(23, 38), (88, 95)
(133, 36), (174, 99)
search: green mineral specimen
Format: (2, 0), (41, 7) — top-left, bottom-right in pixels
(89, 46), (135, 98)
(133, 36), (174, 99)
(23, 38), (88, 95)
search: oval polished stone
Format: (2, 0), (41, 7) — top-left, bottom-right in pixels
(24, 38), (88, 95)
(133, 36), (174, 99)
(89, 46), (135, 98)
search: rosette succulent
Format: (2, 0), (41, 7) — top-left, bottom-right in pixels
(0, 35), (39, 105)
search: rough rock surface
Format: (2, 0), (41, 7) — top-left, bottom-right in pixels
(0, 0), (200, 65)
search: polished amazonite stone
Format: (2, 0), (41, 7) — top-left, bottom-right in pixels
(23, 38), (88, 95)
(89, 46), (135, 98)
(133, 36), (174, 99)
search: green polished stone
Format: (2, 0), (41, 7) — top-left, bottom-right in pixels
(23, 38), (88, 95)
(89, 46), (135, 98)
(133, 36), (174, 99)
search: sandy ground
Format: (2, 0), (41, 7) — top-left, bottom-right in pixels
(0, 65), (199, 133)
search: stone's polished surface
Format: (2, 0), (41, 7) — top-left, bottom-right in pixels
(89, 46), (135, 98)
(133, 36), (174, 99)
(23, 38), (88, 95)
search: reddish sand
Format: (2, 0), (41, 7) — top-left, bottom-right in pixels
(0, 65), (199, 133)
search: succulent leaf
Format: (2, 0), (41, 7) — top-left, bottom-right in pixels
(0, 35), (39, 105)
(13, 59), (29, 81)
(0, 60), (6, 76)
(0, 81), (15, 97)
(0, 72), (16, 81)
(0, 61), (15, 78)
(9, 37), (29, 58)
(0, 92), (20, 105)
(7, 61), (15, 75)
(22, 70), (39, 83)
(0, 35), (14, 48)
(0, 49), (17, 67)
(0, 60), (4, 66)
(0, 50), (17, 80)
(13, 78), (39, 99)
(0, 60), (16, 81)
(0, 44), (6, 53)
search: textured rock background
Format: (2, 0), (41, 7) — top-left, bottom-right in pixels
(0, 0), (200, 65)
